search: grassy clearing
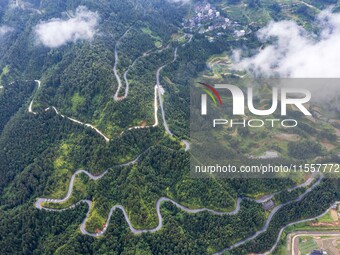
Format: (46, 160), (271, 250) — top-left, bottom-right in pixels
(86, 201), (107, 233)
(0, 65), (9, 84)
(44, 142), (74, 198)
(43, 175), (89, 209)
(142, 27), (162, 48)
(155, 41), (162, 48)
(298, 236), (319, 254)
(71, 92), (85, 112)
(318, 210), (334, 223)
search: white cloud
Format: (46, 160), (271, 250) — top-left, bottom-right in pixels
(0, 26), (13, 37)
(35, 6), (99, 48)
(233, 8), (340, 78)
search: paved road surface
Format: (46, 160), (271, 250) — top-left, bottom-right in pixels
(35, 170), (322, 242)
(213, 175), (324, 255)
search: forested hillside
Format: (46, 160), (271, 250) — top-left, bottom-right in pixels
(0, 0), (339, 254)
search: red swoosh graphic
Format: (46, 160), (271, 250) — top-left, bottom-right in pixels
(198, 82), (223, 105)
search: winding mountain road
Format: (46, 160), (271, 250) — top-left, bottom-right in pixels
(18, 21), (339, 254)
(112, 27), (137, 101)
(80, 197), (244, 237)
(29, 70), (333, 254)
(35, 169), (323, 244)
(27, 37), (327, 254)
(25, 31), (329, 253)
(111, 32), (179, 137)
(35, 156), (243, 236)
(28, 79), (40, 115)
(182, 140), (190, 151)
(27, 45), (180, 143)
(261, 201), (340, 255)
(256, 173), (318, 203)
(156, 47), (178, 137)
(154, 47), (191, 150)
(113, 45), (124, 101)
(120, 48), (155, 100)
(35, 155), (140, 210)
(214, 175), (324, 255)
(28, 81), (110, 142)
(112, 41), (190, 152)
(31, 57), (326, 253)
(111, 31), (189, 148)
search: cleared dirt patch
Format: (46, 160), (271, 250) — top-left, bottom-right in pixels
(275, 133), (300, 141)
(331, 209), (339, 222)
(320, 141), (336, 151)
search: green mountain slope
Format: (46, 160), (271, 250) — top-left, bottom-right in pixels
(0, 0), (339, 255)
